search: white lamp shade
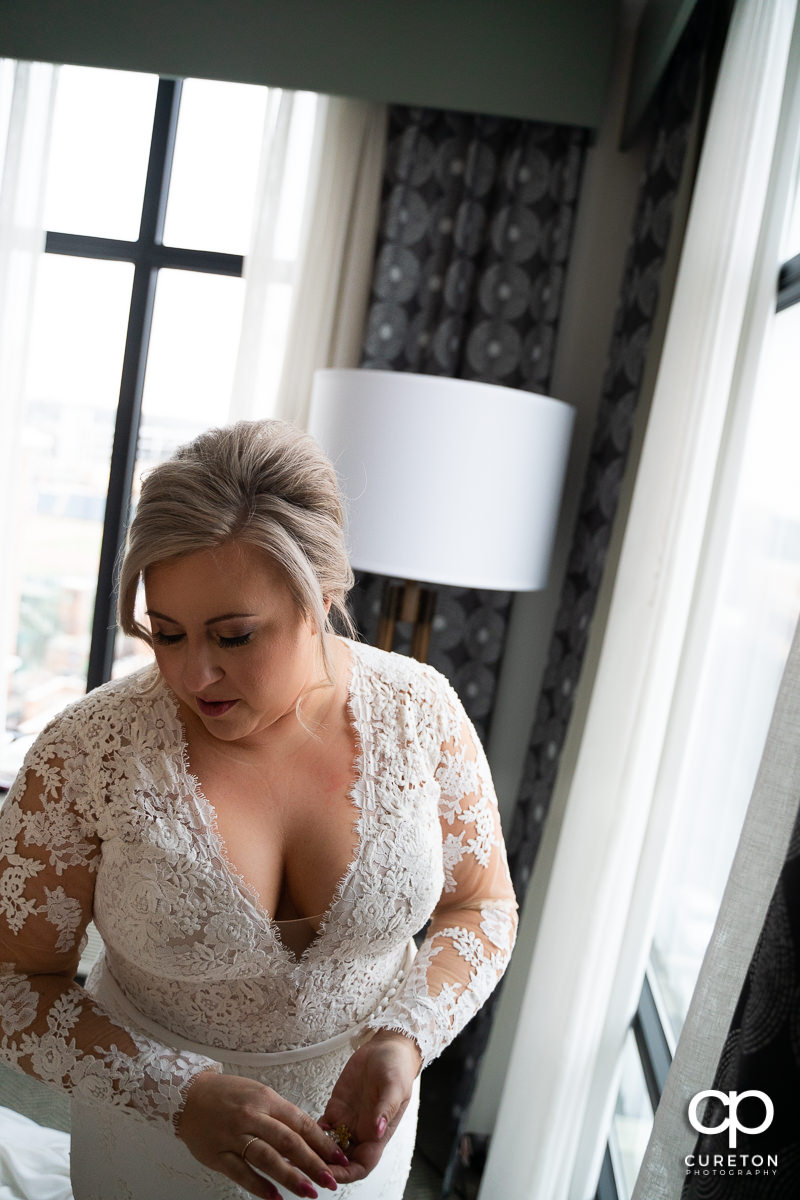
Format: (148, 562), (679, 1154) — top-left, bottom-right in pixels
(308, 369), (575, 591)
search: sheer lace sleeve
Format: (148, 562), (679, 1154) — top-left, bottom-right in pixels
(366, 674), (518, 1065)
(0, 724), (221, 1130)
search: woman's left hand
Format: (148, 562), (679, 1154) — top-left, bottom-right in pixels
(319, 1030), (422, 1183)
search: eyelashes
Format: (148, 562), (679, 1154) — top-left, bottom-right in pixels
(218, 633), (252, 648)
(152, 631), (182, 646)
(152, 631), (253, 648)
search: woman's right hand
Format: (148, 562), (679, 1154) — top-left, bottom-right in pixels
(176, 1071), (350, 1200)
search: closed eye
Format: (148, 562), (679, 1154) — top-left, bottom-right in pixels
(151, 629), (253, 648)
(152, 630), (183, 646)
(217, 633), (253, 648)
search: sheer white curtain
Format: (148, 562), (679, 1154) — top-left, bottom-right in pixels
(0, 60), (57, 741)
(273, 96), (386, 429)
(479, 2), (799, 1198)
(228, 88), (300, 423)
(230, 93), (386, 428)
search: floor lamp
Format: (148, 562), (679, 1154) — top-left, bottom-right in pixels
(308, 369), (575, 662)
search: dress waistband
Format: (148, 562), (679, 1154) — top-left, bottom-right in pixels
(97, 940), (416, 1068)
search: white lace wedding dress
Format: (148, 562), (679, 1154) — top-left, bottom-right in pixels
(0, 640), (517, 1199)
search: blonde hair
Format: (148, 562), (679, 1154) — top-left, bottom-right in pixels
(117, 420), (355, 675)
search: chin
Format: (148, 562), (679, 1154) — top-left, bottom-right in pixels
(202, 723), (242, 740)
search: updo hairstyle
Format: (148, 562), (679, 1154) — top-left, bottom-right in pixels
(117, 419), (355, 670)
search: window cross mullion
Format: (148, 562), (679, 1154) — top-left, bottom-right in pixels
(86, 78), (183, 690)
(45, 231), (243, 278)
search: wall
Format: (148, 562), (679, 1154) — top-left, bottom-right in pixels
(0, 0), (617, 127)
(623, 0), (700, 141)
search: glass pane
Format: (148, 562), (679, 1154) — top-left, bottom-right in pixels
(6, 256), (133, 738)
(650, 300), (800, 1043)
(44, 65), (157, 240)
(112, 268), (246, 677)
(163, 78), (269, 254)
(139, 268), (246, 433)
(609, 1031), (654, 1199)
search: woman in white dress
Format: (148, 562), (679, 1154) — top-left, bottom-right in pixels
(0, 420), (517, 1200)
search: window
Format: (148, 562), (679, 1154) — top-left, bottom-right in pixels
(2, 65), (317, 769)
(607, 1030), (656, 1198)
(597, 112), (800, 1200)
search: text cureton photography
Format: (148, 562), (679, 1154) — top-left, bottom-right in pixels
(684, 1089), (779, 1179)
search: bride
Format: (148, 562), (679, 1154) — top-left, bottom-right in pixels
(0, 419), (517, 1199)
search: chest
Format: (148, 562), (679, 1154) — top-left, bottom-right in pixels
(93, 714), (445, 977)
(92, 656), (450, 975)
(189, 715), (360, 921)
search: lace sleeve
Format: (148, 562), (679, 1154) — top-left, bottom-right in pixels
(365, 676), (518, 1065)
(0, 731), (221, 1130)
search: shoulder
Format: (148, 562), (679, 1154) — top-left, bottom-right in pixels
(346, 637), (453, 697)
(345, 638), (466, 745)
(26, 666), (171, 765)
(8, 668), (173, 823)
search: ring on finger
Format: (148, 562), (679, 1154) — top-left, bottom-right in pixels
(241, 1135), (261, 1165)
(325, 1123), (354, 1152)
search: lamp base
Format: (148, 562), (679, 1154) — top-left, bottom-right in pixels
(375, 579), (437, 662)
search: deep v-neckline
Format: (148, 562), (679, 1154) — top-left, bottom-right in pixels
(170, 639), (367, 964)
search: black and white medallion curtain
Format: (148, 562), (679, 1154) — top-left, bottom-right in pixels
(347, 106), (588, 1187)
(348, 109), (588, 743)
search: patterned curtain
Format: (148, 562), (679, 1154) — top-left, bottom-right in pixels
(348, 109), (588, 743)
(347, 108), (588, 1187)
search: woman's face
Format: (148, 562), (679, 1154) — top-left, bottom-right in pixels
(144, 539), (323, 746)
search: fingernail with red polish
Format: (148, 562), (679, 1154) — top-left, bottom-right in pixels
(318, 1169), (338, 1190)
(298, 1184), (318, 1199)
(331, 1148), (349, 1167)
(377, 1116), (387, 1138)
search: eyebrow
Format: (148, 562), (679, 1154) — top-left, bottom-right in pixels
(146, 610), (257, 626)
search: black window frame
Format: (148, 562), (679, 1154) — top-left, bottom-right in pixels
(43, 75), (244, 692)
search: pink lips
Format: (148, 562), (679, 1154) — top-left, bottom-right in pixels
(196, 698), (238, 718)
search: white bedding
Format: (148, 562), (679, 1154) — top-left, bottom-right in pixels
(0, 1107), (71, 1200)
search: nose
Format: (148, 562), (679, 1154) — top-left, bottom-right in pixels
(179, 642), (224, 694)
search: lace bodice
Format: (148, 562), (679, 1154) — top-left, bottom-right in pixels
(0, 640), (517, 1135)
